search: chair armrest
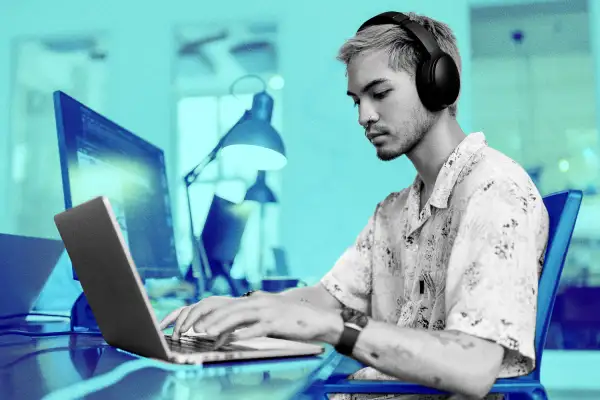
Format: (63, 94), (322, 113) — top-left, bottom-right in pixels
(316, 376), (542, 395)
(319, 380), (449, 395)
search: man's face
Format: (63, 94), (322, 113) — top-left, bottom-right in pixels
(346, 49), (436, 161)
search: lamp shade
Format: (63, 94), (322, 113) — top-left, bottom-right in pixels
(245, 171), (277, 203)
(220, 91), (287, 171)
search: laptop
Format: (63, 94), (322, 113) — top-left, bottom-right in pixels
(0, 233), (65, 320)
(53, 196), (325, 364)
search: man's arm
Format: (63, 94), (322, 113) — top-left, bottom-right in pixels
(253, 284), (504, 398)
(320, 312), (505, 399)
(251, 283), (345, 311)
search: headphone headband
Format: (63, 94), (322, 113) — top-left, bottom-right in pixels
(357, 11), (441, 57)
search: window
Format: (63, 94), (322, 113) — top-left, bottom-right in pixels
(8, 35), (107, 238)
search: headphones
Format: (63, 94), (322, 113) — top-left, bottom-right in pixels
(357, 11), (460, 112)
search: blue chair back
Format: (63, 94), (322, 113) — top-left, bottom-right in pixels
(532, 189), (582, 379)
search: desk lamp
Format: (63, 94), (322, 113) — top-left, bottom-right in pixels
(183, 75), (287, 293)
(244, 171), (277, 276)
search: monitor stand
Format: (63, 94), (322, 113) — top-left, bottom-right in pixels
(70, 293), (100, 332)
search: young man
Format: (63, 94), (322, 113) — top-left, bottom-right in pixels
(160, 11), (549, 400)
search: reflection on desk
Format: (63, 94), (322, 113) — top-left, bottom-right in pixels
(0, 322), (339, 400)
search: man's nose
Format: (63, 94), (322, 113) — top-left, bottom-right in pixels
(358, 105), (376, 128)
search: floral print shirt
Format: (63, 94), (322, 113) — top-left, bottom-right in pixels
(321, 132), (550, 400)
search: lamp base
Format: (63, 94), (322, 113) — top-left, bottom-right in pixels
(70, 292), (100, 332)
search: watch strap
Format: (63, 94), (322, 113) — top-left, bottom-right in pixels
(335, 323), (362, 356)
(335, 307), (369, 356)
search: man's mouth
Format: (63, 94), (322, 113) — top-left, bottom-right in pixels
(367, 132), (386, 141)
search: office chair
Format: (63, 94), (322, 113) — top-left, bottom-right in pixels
(309, 190), (583, 400)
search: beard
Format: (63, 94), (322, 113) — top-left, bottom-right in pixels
(375, 104), (436, 161)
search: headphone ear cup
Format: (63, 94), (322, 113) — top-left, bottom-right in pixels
(433, 54), (460, 109)
(416, 54), (460, 112)
(415, 58), (439, 111)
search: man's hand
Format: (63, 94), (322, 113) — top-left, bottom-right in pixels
(159, 296), (237, 339)
(160, 294), (343, 343)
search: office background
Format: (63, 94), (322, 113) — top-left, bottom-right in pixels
(0, 0), (598, 396)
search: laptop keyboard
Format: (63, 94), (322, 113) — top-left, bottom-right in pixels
(164, 334), (252, 353)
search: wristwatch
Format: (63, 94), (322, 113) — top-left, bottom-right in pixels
(334, 307), (369, 356)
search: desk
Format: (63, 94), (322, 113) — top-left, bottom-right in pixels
(0, 320), (342, 400)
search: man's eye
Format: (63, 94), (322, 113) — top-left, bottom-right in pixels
(373, 90), (390, 100)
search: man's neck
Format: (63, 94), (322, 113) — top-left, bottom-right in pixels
(407, 114), (466, 194)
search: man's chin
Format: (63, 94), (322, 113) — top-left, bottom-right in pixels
(376, 148), (402, 161)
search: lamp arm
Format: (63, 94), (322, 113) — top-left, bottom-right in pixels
(182, 108), (255, 295)
(184, 179), (211, 296)
(183, 133), (230, 188)
(182, 128), (236, 297)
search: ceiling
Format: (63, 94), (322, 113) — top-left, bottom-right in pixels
(173, 22), (278, 94)
(13, 22), (279, 97)
(13, 1), (593, 95)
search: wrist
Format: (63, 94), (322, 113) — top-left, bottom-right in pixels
(333, 307), (369, 356)
(322, 312), (345, 344)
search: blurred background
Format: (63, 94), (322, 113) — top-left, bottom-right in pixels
(0, 0), (599, 396)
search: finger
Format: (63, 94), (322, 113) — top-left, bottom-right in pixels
(159, 307), (184, 330)
(212, 329), (236, 349)
(231, 323), (272, 341)
(172, 307), (192, 339)
(203, 309), (261, 337)
(180, 301), (219, 333)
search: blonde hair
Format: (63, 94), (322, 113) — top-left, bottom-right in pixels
(336, 12), (462, 117)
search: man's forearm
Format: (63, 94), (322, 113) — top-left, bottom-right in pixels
(253, 284), (343, 311)
(325, 318), (504, 399)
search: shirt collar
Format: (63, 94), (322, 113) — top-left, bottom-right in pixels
(410, 132), (488, 212)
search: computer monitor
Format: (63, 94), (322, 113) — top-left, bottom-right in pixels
(53, 91), (181, 280)
(201, 195), (251, 264)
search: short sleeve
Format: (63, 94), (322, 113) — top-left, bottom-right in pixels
(445, 178), (548, 377)
(320, 214), (375, 315)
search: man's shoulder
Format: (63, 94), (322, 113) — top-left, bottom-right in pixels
(455, 146), (540, 201)
(452, 147), (548, 231)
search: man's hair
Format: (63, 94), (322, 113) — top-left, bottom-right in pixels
(336, 12), (462, 118)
